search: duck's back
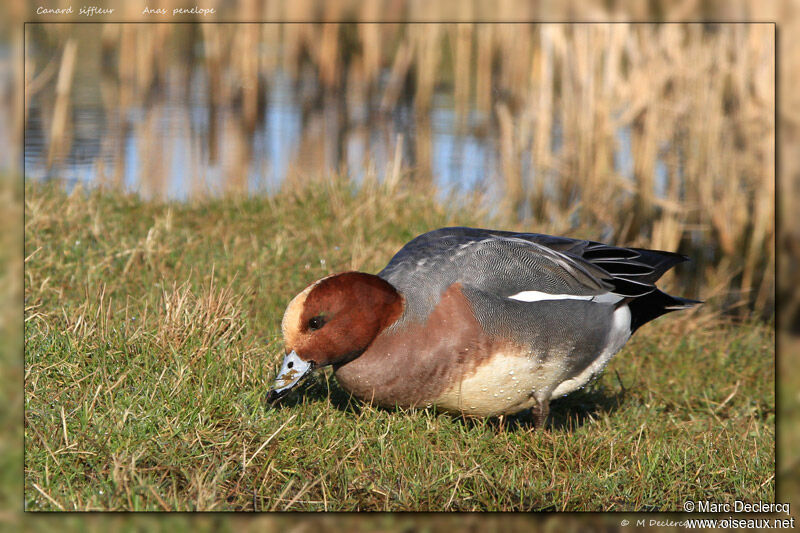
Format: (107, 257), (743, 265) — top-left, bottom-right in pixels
(379, 227), (693, 328)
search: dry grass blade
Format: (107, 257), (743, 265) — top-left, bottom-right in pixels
(244, 414), (297, 469)
(156, 273), (247, 363)
(282, 445), (358, 511)
(32, 483), (65, 511)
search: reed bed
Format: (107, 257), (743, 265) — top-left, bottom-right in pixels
(24, 19), (775, 320)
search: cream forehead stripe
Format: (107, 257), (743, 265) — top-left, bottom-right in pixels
(281, 274), (338, 347)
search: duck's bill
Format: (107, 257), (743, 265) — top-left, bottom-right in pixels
(266, 350), (314, 403)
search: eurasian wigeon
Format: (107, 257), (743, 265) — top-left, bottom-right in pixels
(267, 227), (700, 426)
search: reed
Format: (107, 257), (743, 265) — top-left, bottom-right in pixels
(45, 38), (76, 169)
(451, 22), (472, 128)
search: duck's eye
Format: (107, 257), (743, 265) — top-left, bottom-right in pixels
(307, 315), (326, 331)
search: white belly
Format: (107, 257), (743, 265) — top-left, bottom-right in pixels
(433, 305), (633, 416)
(433, 351), (547, 416)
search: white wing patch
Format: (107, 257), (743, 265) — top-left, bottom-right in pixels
(507, 290), (624, 304)
(508, 291), (593, 302)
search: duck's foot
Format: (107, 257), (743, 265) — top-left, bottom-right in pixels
(532, 401), (550, 429)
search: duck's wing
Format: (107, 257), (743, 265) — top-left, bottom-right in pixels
(379, 226), (688, 309)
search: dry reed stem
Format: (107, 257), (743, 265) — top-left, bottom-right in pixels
(46, 38), (77, 169)
(380, 40), (413, 111)
(358, 5), (382, 84)
(452, 23), (472, 128)
(412, 23), (441, 113)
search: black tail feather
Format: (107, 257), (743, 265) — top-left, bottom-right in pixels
(628, 248), (689, 282)
(581, 244), (690, 297)
(628, 290), (702, 333)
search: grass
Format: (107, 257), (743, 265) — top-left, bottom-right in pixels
(24, 180), (774, 511)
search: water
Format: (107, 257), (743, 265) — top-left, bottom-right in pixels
(23, 25), (507, 203)
(23, 24), (654, 209)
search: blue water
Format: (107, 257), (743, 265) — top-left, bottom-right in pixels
(25, 66), (509, 201)
(23, 27), (659, 208)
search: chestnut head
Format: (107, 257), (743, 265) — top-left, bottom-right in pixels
(267, 272), (403, 402)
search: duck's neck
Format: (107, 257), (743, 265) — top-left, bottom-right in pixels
(333, 282), (492, 408)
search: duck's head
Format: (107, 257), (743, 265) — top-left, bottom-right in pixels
(266, 272), (403, 403)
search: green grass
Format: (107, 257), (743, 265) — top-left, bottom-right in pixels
(23, 181), (774, 511)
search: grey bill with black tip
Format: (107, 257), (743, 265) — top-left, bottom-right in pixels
(266, 350), (314, 403)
